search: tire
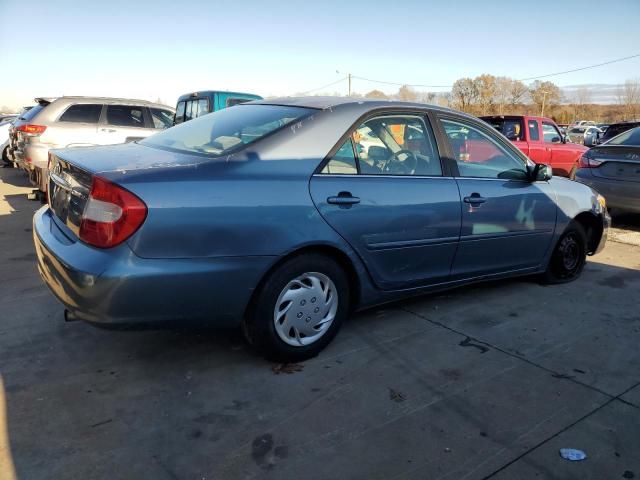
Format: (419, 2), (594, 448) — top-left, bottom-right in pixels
(1, 146), (11, 167)
(542, 221), (587, 284)
(243, 254), (350, 362)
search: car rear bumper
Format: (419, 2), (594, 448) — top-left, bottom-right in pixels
(33, 206), (274, 328)
(575, 170), (640, 214)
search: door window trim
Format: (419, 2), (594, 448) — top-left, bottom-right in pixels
(435, 113), (531, 181)
(314, 108), (447, 177)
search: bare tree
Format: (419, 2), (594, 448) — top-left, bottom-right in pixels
(396, 85), (418, 102)
(493, 77), (512, 114)
(451, 78), (478, 113)
(617, 78), (640, 120)
(364, 89), (389, 99)
(474, 74), (497, 115)
(572, 87), (592, 121)
(507, 79), (528, 110)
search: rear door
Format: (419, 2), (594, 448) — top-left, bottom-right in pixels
(310, 112), (461, 290)
(438, 116), (557, 279)
(525, 118), (548, 164)
(99, 104), (152, 144)
(50, 103), (103, 147)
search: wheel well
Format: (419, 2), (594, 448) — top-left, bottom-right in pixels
(244, 245), (361, 318)
(573, 211), (603, 254)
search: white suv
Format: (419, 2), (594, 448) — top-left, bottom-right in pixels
(8, 97), (174, 192)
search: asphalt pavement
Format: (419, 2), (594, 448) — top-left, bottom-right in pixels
(1, 165), (639, 480)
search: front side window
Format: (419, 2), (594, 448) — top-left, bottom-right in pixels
(149, 108), (174, 129)
(141, 104), (313, 156)
(106, 105), (145, 127)
(175, 101), (186, 124)
(321, 139), (358, 174)
(528, 120), (540, 141)
(351, 115), (441, 176)
(442, 119), (527, 180)
(543, 123), (562, 143)
(58, 104), (102, 123)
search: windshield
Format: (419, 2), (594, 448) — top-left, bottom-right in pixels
(605, 127), (640, 146)
(142, 104), (313, 156)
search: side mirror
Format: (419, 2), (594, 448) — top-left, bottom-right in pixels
(529, 163), (553, 181)
(551, 136), (561, 143)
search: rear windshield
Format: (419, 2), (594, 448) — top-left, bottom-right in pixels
(19, 104), (46, 122)
(605, 127), (640, 146)
(482, 118), (525, 141)
(602, 123), (639, 141)
(142, 104), (313, 156)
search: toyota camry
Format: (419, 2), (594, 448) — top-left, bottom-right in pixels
(34, 97), (609, 361)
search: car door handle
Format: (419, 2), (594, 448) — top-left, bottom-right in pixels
(463, 193), (487, 205)
(101, 128), (116, 133)
(327, 192), (360, 205)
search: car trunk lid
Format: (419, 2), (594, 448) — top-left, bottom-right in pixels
(589, 146), (640, 183)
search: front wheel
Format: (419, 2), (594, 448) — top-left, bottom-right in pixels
(243, 254), (350, 361)
(542, 221), (587, 284)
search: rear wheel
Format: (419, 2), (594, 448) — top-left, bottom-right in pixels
(243, 254), (350, 361)
(542, 221), (587, 284)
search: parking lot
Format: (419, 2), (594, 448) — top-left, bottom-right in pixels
(0, 165), (639, 479)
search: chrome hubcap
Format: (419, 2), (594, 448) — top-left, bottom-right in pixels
(273, 272), (338, 347)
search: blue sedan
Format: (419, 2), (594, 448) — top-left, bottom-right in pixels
(34, 97), (609, 360)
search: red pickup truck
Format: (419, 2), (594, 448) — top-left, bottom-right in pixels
(480, 115), (587, 178)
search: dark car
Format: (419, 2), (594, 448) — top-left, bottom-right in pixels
(34, 97), (609, 361)
(575, 126), (640, 214)
(598, 121), (640, 144)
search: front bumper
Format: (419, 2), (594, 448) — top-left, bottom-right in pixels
(33, 207), (274, 328)
(576, 169), (640, 214)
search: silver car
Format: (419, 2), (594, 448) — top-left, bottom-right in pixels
(567, 125), (602, 146)
(8, 97), (174, 192)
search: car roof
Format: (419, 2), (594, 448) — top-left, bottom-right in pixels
(252, 96), (462, 115)
(45, 96), (173, 110)
(177, 91), (262, 102)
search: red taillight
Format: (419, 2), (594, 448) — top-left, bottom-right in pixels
(79, 176), (147, 248)
(579, 154), (603, 168)
(16, 124), (47, 135)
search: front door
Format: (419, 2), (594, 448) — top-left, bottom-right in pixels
(543, 121), (580, 177)
(310, 114), (461, 290)
(439, 117), (557, 280)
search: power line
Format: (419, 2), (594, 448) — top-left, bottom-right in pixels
(517, 53), (640, 81)
(345, 53), (640, 90)
(299, 76), (348, 95)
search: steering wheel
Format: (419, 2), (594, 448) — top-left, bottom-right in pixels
(383, 149), (418, 174)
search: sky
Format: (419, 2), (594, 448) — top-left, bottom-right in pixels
(1, 0), (639, 110)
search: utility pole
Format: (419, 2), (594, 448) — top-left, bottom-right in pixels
(541, 90), (549, 117)
(348, 73), (352, 96)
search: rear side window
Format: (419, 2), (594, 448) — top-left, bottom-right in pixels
(528, 120), (540, 140)
(149, 108), (173, 129)
(321, 139), (358, 174)
(58, 104), (102, 123)
(106, 105), (145, 127)
(227, 97), (250, 108)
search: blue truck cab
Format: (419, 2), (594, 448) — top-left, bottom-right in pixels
(174, 90), (262, 125)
